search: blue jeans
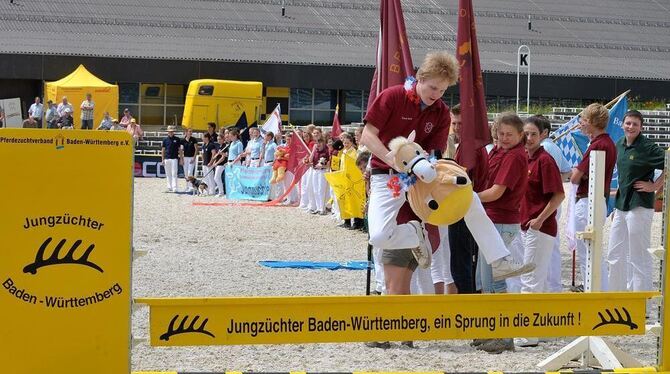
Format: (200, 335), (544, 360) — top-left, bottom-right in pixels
(477, 223), (520, 293)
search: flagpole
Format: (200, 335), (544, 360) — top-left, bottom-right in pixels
(552, 89), (631, 142)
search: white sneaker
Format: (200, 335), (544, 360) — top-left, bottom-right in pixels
(407, 220), (431, 269)
(514, 337), (539, 347)
(492, 256), (535, 281)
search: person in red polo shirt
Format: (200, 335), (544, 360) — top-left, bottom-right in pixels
(520, 118), (565, 293)
(361, 52), (531, 302)
(569, 103), (616, 291)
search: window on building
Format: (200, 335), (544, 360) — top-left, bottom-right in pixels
(288, 88), (338, 126)
(117, 82), (186, 126)
(343, 89), (369, 124)
(119, 83), (139, 104)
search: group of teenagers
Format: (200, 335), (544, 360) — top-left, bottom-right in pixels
(357, 51), (665, 353)
(159, 121), (373, 228)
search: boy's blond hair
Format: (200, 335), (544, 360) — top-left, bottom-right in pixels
(582, 103), (609, 129)
(416, 52), (460, 86)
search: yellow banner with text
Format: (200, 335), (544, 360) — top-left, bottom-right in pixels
(137, 292), (655, 346)
(0, 129), (133, 374)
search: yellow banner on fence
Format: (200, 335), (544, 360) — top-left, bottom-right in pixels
(0, 129), (133, 374)
(137, 292), (655, 346)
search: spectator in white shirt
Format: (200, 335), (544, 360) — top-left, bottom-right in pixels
(80, 93), (94, 130)
(28, 97), (43, 128)
(56, 96), (73, 118)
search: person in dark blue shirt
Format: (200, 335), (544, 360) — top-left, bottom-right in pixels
(161, 125), (182, 192)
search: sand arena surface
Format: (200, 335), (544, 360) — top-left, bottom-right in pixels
(132, 178), (662, 372)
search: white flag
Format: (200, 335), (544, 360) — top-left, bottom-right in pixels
(261, 104), (281, 135)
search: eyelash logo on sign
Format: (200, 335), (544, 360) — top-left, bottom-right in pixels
(160, 315), (216, 341)
(23, 237), (104, 275)
(591, 307), (638, 331)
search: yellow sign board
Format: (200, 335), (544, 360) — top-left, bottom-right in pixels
(0, 129), (133, 374)
(137, 292), (655, 346)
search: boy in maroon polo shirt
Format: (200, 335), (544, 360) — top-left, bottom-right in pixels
(569, 103), (617, 291)
(361, 52), (531, 301)
(520, 119), (565, 292)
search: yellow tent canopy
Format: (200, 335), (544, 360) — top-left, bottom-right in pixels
(45, 65), (118, 129)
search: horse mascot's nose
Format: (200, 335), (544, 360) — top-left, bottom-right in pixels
(412, 159), (437, 183)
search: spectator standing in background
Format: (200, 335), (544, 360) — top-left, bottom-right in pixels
(57, 96), (73, 118)
(28, 97), (43, 128)
(201, 133), (217, 195)
(126, 118), (144, 143)
(161, 125), (182, 192)
(244, 127), (263, 167)
(181, 128), (199, 192)
(80, 93), (94, 129)
(45, 100), (58, 128)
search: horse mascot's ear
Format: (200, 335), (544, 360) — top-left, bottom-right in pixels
(388, 131), (473, 226)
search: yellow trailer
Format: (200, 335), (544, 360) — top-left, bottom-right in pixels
(182, 79), (262, 130)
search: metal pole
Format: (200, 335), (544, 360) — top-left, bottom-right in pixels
(366, 243), (372, 295)
(659, 150), (670, 370)
(526, 47), (531, 114)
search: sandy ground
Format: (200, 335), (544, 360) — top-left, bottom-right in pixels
(131, 178), (663, 372)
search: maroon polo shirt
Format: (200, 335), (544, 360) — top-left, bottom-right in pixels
(455, 145), (489, 193)
(576, 133), (617, 198)
(521, 147), (564, 237)
(364, 84), (450, 170)
(483, 143), (528, 224)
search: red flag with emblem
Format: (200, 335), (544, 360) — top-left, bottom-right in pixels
(456, 0), (491, 178)
(331, 105), (343, 138)
(367, 0), (415, 110)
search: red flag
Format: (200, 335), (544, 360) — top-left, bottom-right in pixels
(331, 105), (343, 138)
(367, 0), (415, 110)
(456, 0), (491, 177)
(287, 131), (310, 173)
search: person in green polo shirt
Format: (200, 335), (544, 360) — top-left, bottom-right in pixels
(607, 110), (665, 292)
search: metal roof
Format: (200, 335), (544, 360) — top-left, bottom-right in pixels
(0, 0), (668, 80)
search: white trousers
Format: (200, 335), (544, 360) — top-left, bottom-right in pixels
(464, 193), (510, 264)
(309, 169), (328, 213)
(368, 174), (420, 249)
(299, 168), (313, 209)
(164, 158), (178, 191)
(505, 234), (525, 293)
(202, 165), (215, 195)
(373, 246), (385, 294)
(520, 229), (556, 293)
(547, 207), (563, 292)
(607, 207), (654, 291)
(432, 226), (454, 285)
(410, 227), (455, 294)
(183, 157), (195, 189)
(282, 171), (299, 203)
(574, 197), (609, 290)
(331, 187), (341, 220)
(411, 264), (435, 294)
(214, 165), (225, 195)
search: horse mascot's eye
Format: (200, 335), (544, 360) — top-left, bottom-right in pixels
(387, 131), (473, 226)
